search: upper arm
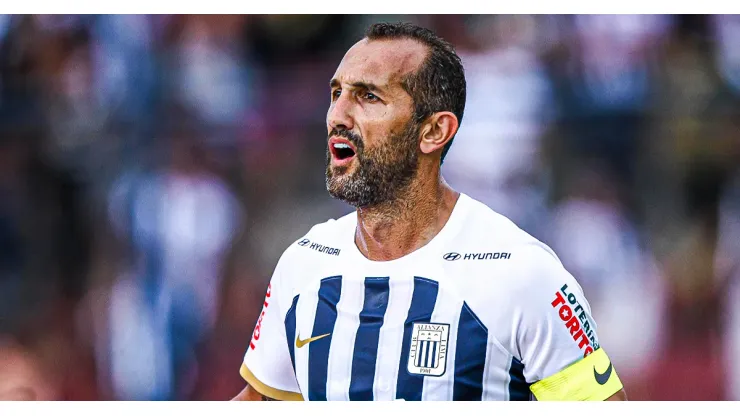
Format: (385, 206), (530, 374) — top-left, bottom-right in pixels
(239, 254), (303, 400)
(507, 244), (625, 401)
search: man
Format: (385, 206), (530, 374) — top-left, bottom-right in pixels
(232, 22), (628, 401)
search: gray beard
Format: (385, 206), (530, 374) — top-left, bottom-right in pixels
(325, 125), (419, 208)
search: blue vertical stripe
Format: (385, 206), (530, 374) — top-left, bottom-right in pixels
(508, 357), (531, 401)
(349, 277), (390, 401)
(308, 276), (342, 401)
(284, 294), (300, 373)
(396, 277), (439, 401)
(453, 302), (488, 401)
(416, 342), (424, 367)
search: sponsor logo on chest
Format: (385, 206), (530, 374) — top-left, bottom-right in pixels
(295, 238), (341, 256)
(442, 252), (511, 261)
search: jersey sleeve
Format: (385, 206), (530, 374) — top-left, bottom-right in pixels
(240, 256), (303, 400)
(512, 243), (623, 401)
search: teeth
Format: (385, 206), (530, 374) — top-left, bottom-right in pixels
(333, 143), (351, 149)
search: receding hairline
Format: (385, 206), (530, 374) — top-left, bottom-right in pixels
(355, 36), (431, 78)
(329, 37), (431, 99)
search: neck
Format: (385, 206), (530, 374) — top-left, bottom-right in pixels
(354, 168), (460, 262)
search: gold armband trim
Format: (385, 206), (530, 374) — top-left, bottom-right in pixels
(240, 363), (304, 401)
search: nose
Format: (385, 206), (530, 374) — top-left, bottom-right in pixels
(327, 93), (354, 132)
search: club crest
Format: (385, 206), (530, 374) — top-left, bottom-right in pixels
(407, 322), (450, 377)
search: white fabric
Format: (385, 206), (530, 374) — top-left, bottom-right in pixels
(243, 193), (602, 400)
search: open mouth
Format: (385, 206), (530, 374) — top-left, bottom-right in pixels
(329, 137), (357, 165)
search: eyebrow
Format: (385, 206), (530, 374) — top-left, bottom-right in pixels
(330, 78), (386, 94)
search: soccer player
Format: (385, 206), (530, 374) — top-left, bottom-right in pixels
(232, 22), (628, 401)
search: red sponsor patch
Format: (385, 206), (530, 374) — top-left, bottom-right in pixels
(551, 284), (597, 358)
(250, 283), (271, 350)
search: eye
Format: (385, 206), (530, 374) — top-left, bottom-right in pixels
(362, 92), (379, 102)
(331, 89), (342, 101)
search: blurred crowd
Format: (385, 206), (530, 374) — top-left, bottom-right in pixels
(0, 14), (738, 401)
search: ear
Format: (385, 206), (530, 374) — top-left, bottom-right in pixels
(419, 111), (459, 156)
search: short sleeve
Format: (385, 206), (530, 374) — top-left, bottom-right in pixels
(241, 262), (303, 400)
(510, 244), (623, 400)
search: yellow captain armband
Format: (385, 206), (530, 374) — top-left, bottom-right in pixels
(530, 348), (623, 401)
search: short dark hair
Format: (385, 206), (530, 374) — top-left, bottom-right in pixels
(365, 22), (466, 165)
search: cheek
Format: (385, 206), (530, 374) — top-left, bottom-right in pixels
(358, 104), (413, 145)
(360, 126), (391, 152)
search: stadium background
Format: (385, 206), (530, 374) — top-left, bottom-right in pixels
(0, 14), (738, 401)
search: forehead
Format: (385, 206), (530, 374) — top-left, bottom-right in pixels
(332, 38), (428, 89)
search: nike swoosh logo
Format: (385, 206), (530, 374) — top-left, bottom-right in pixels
(295, 332), (330, 348)
(594, 362), (613, 385)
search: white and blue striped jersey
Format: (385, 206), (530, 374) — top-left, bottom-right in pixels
(240, 193), (614, 401)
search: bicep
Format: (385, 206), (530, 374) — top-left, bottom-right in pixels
(239, 277), (302, 400)
(507, 245), (624, 400)
(515, 260), (601, 382)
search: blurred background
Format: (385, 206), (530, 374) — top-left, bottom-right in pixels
(0, 14), (738, 401)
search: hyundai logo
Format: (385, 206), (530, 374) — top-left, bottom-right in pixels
(297, 239), (311, 246)
(443, 252), (461, 261)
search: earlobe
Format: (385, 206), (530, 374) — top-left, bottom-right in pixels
(419, 112), (458, 156)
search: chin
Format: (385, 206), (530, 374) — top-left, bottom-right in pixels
(326, 180), (361, 207)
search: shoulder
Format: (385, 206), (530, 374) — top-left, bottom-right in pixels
(454, 197), (601, 361)
(302, 210), (357, 243)
(272, 210), (356, 276)
(451, 194), (578, 303)
(453, 194), (565, 274)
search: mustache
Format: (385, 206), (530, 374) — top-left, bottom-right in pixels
(328, 128), (363, 150)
